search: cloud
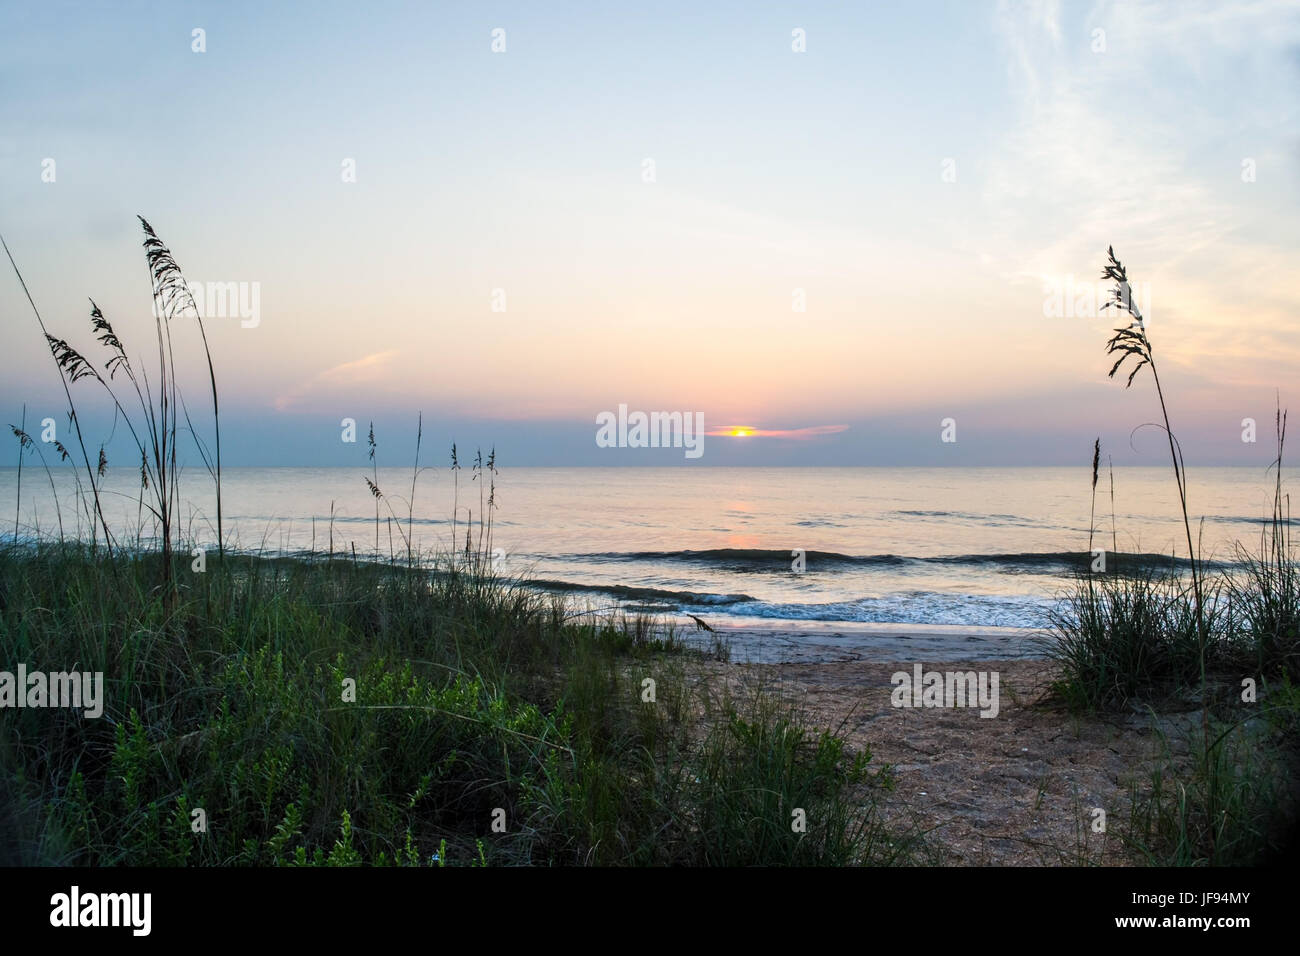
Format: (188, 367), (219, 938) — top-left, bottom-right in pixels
(273, 350), (400, 411)
(986, 0), (1300, 383)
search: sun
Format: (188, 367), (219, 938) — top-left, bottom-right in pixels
(731, 428), (751, 437)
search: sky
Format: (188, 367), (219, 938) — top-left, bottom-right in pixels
(1, 0), (1298, 467)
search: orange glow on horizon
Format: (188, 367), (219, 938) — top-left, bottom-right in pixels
(708, 424), (851, 440)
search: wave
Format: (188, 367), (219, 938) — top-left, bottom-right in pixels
(228, 514), (454, 528)
(894, 509), (1038, 526)
(565, 548), (1213, 571)
(714, 594), (1055, 629)
(1207, 514), (1299, 526)
(524, 578), (757, 605)
(522, 576), (1056, 628)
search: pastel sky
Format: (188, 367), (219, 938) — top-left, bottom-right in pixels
(1, 0), (1298, 466)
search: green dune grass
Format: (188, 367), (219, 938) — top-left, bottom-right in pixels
(0, 544), (909, 866)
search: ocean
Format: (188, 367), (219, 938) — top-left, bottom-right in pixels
(0, 465), (1290, 637)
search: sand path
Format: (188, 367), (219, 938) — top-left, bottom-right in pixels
(693, 625), (1200, 865)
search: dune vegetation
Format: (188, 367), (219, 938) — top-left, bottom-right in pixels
(2, 227), (1296, 866)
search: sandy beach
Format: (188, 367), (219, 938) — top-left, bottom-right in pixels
(694, 623), (1202, 865)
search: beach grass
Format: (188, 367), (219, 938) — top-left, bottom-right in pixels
(1034, 249), (1300, 862)
(1123, 686), (1300, 866)
(0, 541), (907, 866)
(1041, 559), (1299, 864)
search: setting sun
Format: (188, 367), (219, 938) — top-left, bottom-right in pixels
(731, 428), (751, 437)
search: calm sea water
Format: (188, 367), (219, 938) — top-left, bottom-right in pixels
(0, 466), (1291, 631)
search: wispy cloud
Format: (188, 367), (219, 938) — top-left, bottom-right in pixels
(987, 0), (1300, 384)
(274, 350), (400, 411)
